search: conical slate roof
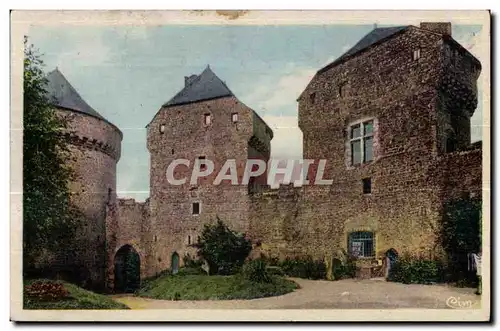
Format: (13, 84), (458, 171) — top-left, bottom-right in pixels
(45, 68), (106, 121)
(319, 26), (409, 73)
(163, 66), (234, 107)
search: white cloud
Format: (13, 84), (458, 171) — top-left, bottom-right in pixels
(263, 115), (303, 160)
(241, 64), (315, 114)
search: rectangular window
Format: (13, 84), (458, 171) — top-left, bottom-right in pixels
(413, 48), (421, 61)
(198, 156), (206, 171)
(349, 120), (374, 165)
(231, 112), (238, 123)
(188, 235), (191, 245)
(348, 231), (375, 258)
(160, 124), (166, 134)
(362, 178), (372, 194)
(204, 113), (211, 125)
(192, 202), (200, 215)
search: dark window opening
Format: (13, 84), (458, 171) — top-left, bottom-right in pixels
(339, 83), (347, 97)
(198, 156), (206, 171)
(348, 231), (375, 258)
(108, 188), (112, 202)
(362, 178), (372, 194)
(309, 92), (316, 104)
(171, 148), (174, 155)
(204, 113), (211, 125)
(188, 235), (191, 245)
(192, 202), (200, 215)
(154, 235), (157, 242)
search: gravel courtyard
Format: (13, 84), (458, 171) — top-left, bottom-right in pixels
(112, 278), (481, 309)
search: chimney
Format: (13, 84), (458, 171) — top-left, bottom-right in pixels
(420, 22), (452, 36)
(184, 74), (198, 87)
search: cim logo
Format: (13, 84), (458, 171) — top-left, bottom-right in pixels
(445, 296), (475, 309)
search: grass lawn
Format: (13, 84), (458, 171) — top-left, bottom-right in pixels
(24, 279), (129, 309)
(137, 274), (298, 300)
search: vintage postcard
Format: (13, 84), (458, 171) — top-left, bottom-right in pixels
(10, 10), (490, 322)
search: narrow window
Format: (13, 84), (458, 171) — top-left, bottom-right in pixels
(107, 188), (112, 202)
(349, 120), (374, 165)
(348, 231), (375, 257)
(362, 178), (372, 194)
(160, 124), (166, 134)
(309, 92), (316, 104)
(171, 148), (174, 155)
(231, 112), (239, 123)
(192, 202), (200, 215)
(188, 235), (191, 245)
(154, 235), (157, 242)
(339, 83), (347, 97)
(198, 156), (206, 171)
(204, 113), (211, 125)
(413, 48), (421, 61)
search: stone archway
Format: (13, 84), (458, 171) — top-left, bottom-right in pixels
(114, 244), (141, 293)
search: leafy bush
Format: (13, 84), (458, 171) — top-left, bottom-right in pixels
(25, 280), (69, 301)
(388, 254), (444, 284)
(193, 218), (252, 275)
(242, 259), (273, 283)
(279, 256), (326, 280)
(441, 197), (481, 283)
(331, 256), (357, 280)
(266, 266), (284, 276)
(183, 253), (203, 269)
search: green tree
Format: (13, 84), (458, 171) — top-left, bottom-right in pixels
(194, 218), (252, 275)
(23, 37), (79, 276)
(441, 197), (481, 282)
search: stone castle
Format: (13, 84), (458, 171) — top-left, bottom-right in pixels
(44, 22), (482, 291)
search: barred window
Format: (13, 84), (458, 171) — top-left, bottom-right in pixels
(350, 120), (374, 165)
(348, 231), (375, 257)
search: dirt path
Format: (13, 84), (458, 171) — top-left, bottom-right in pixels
(112, 278), (481, 309)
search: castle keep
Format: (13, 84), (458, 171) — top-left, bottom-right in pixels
(45, 22), (482, 290)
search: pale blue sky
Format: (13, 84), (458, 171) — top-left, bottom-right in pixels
(29, 24), (483, 201)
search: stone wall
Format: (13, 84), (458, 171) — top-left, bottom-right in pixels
(105, 198), (150, 289)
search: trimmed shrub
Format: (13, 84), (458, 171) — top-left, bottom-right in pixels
(388, 254), (444, 284)
(279, 256), (327, 280)
(332, 256), (357, 280)
(242, 259), (273, 283)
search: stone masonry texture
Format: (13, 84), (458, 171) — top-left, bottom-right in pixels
(52, 22), (483, 290)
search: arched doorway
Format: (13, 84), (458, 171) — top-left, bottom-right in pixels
(171, 252), (180, 274)
(114, 245), (141, 293)
(385, 248), (399, 279)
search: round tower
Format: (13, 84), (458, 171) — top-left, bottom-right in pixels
(45, 68), (122, 290)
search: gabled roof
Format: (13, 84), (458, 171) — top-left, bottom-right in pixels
(45, 68), (106, 121)
(163, 66), (234, 107)
(318, 25), (409, 74)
